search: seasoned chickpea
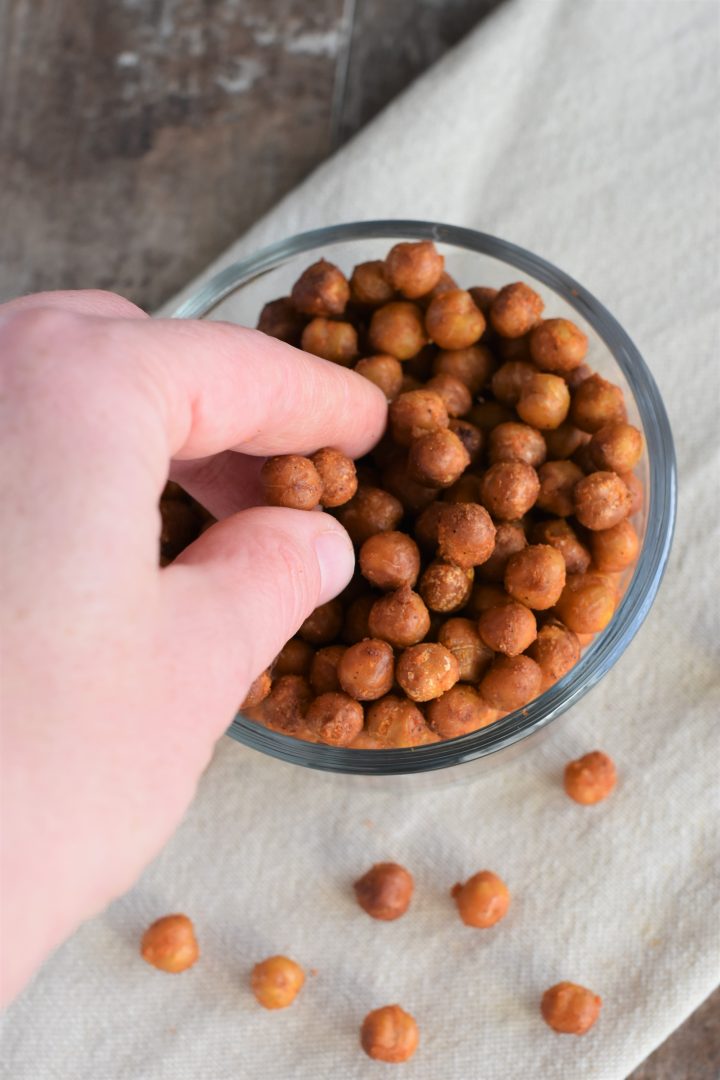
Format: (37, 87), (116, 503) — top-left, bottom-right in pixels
(437, 502), (496, 569)
(489, 422), (547, 467)
(360, 531), (421, 590)
(396, 643), (460, 701)
(360, 1005), (419, 1063)
(427, 684), (499, 738)
(466, 581), (510, 616)
(369, 301), (427, 359)
(385, 240), (445, 299)
(368, 587), (431, 649)
(422, 271), (459, 304)
(301, 318), (358, 366)
(480, 654), (542, 710)
(350, 259), (395, 306)
(251, 956), (305, 1009)
(468, 400), (514, 431)
(589, 421), (643, 473)
(426, 372), (473, 417)
(310, 447), (358, 507)
(349, 731), (386, 749)
(337, 485), (404, 545)
(433, 344), (495, 394)
(516, 372), (571, 430)
(437, 618), (494, 681)
(419, 561), (473, 613)
(414, 501), (445, 551)
(354, 863), (414, 920)
(366, 695), (438, 747)
(540, 982), (602, 1035)
(574, 471), (632, 530)
(342, 594), (375, 645)
(291, 258), (349, 317)
(468, 285), (498, 315)
(478, 522), (527, 582)
(299, 599), (343, 645)
(141, 914), (199, 973)
(564, 750), (617, 804)
(448, 419), (484, 464)
(491, 360), (536, 406)
(306, 692), (364, 746)
(338, 639), (395, 701)
(536, 459), (585, 516)
(258, 675), (313, 737)
(590, 519), (640, 571)
(408, 428), (470, 487)
(544, 422), (590, 460)
(310, 645), (347, 694)
(480, 461), (540, 521)
(478, 601), (537, 657)
(554, 573), (617, 633)
(425, 288), (486, 350)
(261, 455), (322, 510)
(530, 318), (588, 372)
(389, 388), (449, 446)
(505, 544), (566, 610)
(382, 457), (440, 512)
(528, 620), (581, 688)
(274, 638), (314, 677)
(619, 470), (644, 515)
(570, 373), (626, 433)
(257, 296), (306, 346)
(566, 362), (593, 390)
(241, 670), (272, 709)
(490, 282), (544, 338)
(442, 473), (483, 504)
(451, 871), (510, 928)
(530, 519), (591, 575)
(354, 354), (403, 400)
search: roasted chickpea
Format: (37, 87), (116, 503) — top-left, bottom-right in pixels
(468, 285), (498, 315)
(574, 471), (632, 530)
(350, 259), (395, 306)
(425, 372), (473, 417)
(309, 447), (358, 507)
(291, 258), (349, 317)
(338, 639), (395, 701)
(433, 344), (495, 394)
(337, 485), (404, 545)
(589, 421), (643, 473)
(422, 271), (459, 304)
(478, 522), (527, 582)
(354, 863), (414, 920)
(427, 684), (499, 738)
(342, 594), (375, 645)
(437, 618), (494, 681)
(419, 561), (474, 613)
(365, 694), (438, 747)
(258, 675), (313, 737)
(257, 296), (306, 346)
(442, 473), (483, 504)
(354, 354), (403, 400)
(437, 502), (496, 569)
(468, 400), (514, 431)
(478, 601), (537, 657)
(504, 543), (566, 610)
(425, 288), (486, 350)
(241, 670), (272, 709)
(306, 692), (364, 746)
(530, 519), (591, 575)
(490, 282), (544, 338)
(359, 531), (421, 590)
(496, 334), (532, 362)
(301, 318), (358, 366)
(566, 362), (593, 390)
(544, 422), (590, 461)
(489, 422), (547, 467)
(540, 982), (602, 1035)
(535, 459), (585, 516)
(480, 461), (540, 521)
(349, 731), (386, 749)
(466, 581), (510, 616)
(572, 440), (597, 475)
(413, 501), (445, 551)
(141, 914), (199, 973)
(619, 470), (644, 515)
(360, 1005), (419, 1063)
(408, 428), (470, 488)
(368, 587), (431, 649)
(564, 750), (617, 804)
(385, 240), (445, 299)
(590, 519), (640, 571)
(381, 457), (440, 512)
(479, 654), (542, 711)
(554, 573), (617, 633)
(396, 643), (460, 702)
(530, 318), (588, 372)
(251, 956), (305, 1009)
(516, 372), (571, 430)
(451, 871), (510, 928)
(448, 419), (484, 464)
(159, 498), (200, 563)
(569, 373), (626, 433)
(400, 374), (423, 394)
(261, 455), (322, 510)
(527, 620), (581, 688)
(309, 645), (347, 694)
(274, 637), (314, 677)
(389, 388), (449, 446)
(490, 360), (536, 406)
(298, 599), (343, 645)
(369, 301), (427, 360)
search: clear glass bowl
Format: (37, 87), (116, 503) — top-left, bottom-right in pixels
(173, 221), (676, 779)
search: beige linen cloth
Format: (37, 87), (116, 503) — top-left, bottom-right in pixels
(3, 1), (719, 1077)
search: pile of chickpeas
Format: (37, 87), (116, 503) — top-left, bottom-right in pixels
(230, 241), (643, 748)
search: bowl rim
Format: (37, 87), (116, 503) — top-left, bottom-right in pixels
(172, 219), (677, 775)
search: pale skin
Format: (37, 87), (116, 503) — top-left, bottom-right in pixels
(0, 289), (387, 1005)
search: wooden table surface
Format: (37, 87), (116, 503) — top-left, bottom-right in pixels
(1, 1), (718, 1074)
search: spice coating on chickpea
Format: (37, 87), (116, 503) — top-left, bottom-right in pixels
(480, 461), (540, 522)
(338, 639), (395, 701)
(516, 373), (571, 430)
(408, 428), (470, 487)
(427, 684), (499, 739)
(337, 485), (404, 545)
(590, 518), (640, 572)
(451, 871), (510, 928)
(480, 654), (542, 711)
(536, 459), (585, 517)
(505, 544), (567, 610)
(620, 470), (644, 515)
(540, 982), (602, 1035)
(299, 599), (344, 645)
(241, 670), (272, 709)
(426, 372), (473, 417)
(141, 914), (199, 974)
(354, 863), (414, 920)
(425, 288), (486, 350)
(530, 519), (591, 575)
(544, 422), (590, 461)
(528, 621), (581, 688)
(468, 285), (499, 315)
(369, 301), (427, 360)
(437, 618), (494, 682)
(301, 318), (358, 366)
(274, 638), (315, 677)
(261, 455), (322, 510)
(368, 587), (431, 649)
(554, 573), (617, 634)
(564, 750), (617, 805)
(257, 297), (306, 346)
(291, 259), (349, 317)
(489, 422), (547, 467)
(385, 240), (445, 299)
(574, 471), (632, 531)
(491, 360), (536, 407)
(419, 561), (474, 613)
(365, 695), (437, 747)
(306, 692), (364, 746)
(360, 1005), (419, 1063)
(478, 601), (537, 657)
(490, 282), (544, 338)
(530, 318), (588, 373)
(251, 956), (305, 1009)
(359, 531), (421, 590)
(396, 643), (460, 702)
(309, 447), (358, 508)
(589, 421), (643, 473)
(389, 389), (449, 446)
(448, 419), (484, 464)
(310, 645), (347, 694)
(437, 502), (496, 569)
(478, 522), (527, 582)
(466, 581), (511, 616)
(433, 344), (495, 394)
(259, 675), (314, 737)
(570, 373), (626, 433)
(350, 260), (395, 307)
(354, 354), (404, 400)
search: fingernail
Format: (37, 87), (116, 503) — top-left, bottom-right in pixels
(315, 529), (355, 603)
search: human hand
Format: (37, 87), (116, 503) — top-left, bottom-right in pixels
(0, 289), (386, 1003)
